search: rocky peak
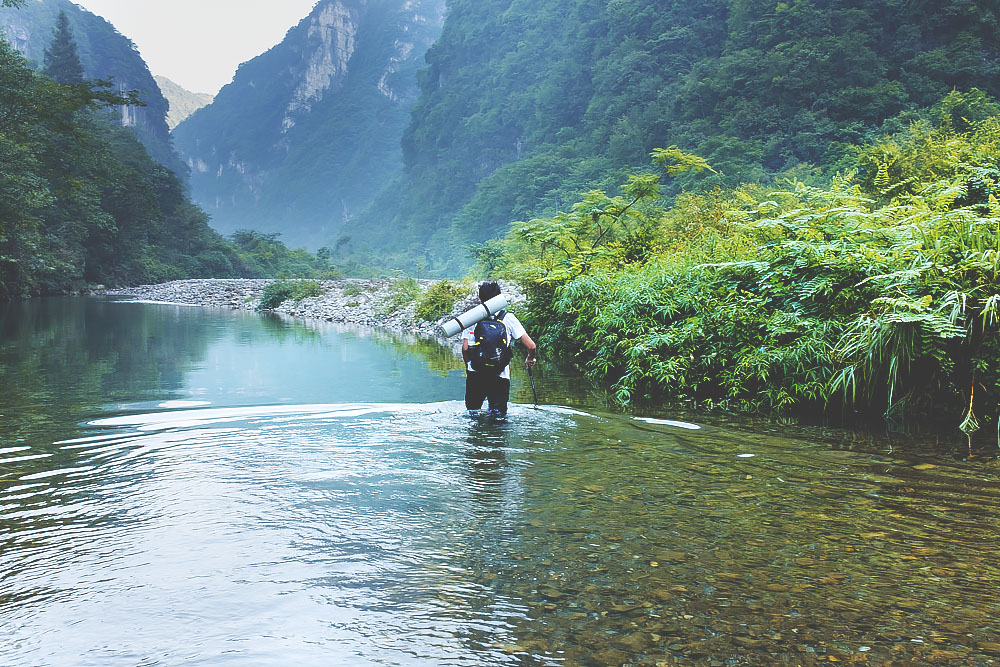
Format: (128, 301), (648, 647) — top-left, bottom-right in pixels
(284, 1), (361, 127)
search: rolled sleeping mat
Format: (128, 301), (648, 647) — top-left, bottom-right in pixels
(440, 294), (508, 337)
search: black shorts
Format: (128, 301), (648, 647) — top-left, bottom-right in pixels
(465, 371), (510, 416)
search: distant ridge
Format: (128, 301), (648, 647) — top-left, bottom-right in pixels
(154, 75), (214, 130)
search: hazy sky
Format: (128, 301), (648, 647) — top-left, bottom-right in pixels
(73, 0), (319, 94)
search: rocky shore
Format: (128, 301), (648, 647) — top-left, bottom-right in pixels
(106, 278), (526, 343)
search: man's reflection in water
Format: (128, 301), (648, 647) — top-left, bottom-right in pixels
(450, 413), (529, 665)
(462, 412), (513, 516)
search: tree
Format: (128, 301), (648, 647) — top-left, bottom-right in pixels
(43, 11), (84, 85)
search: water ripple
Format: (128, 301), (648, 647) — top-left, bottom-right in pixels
(1, 402), (999, 665)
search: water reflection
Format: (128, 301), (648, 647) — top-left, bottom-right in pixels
(0, 298), (214, 450)
(462, 414), (512, 514)
(4, 403), (1000, 664)
(2, 299), (1000, 665)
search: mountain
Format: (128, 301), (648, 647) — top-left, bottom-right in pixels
(339, 0), (1000, 276)
(0, 0), (183, 175)
(171, 0), (446, 249)
(0, 22), (335, 298)
(154, 75), (214, 130)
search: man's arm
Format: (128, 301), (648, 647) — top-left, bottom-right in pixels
(520, 333), (537, 368)
(462, 338), (472, 364)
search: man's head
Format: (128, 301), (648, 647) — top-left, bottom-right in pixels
(479, 281), (501, 303)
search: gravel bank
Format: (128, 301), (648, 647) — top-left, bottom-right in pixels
(106, 278), (526, 343)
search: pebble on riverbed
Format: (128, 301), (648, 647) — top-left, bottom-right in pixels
(105, 278), (526, 347)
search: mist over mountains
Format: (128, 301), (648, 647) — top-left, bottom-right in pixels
(171, 0), (447, 250)
(154, 75), (213, 130)
(175, 0), (1000, 276)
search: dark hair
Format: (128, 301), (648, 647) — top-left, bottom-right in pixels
(478, 281), (501, 302)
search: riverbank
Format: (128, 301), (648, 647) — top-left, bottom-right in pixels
(106, 278), (526, 343)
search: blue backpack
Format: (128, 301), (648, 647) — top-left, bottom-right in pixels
(470, 312), (512, 374)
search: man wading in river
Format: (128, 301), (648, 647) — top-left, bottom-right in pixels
(462, 281), (537, 418)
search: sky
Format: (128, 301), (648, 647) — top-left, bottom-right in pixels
(73, 0), (319, 94)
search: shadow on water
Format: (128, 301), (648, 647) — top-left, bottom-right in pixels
(2, 298), (1000, 665)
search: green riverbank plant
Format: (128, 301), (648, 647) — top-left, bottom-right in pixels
(258, 280), (325, 311)
(494, 93), (1000, 436)
(377, 275), (423, 315)
(341, 282), (365, 298)
(415, 280), (466, 322)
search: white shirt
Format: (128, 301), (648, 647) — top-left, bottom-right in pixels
(462, 311), (526, 380)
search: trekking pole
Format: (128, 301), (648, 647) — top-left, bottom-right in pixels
(527, 363), (539, 406)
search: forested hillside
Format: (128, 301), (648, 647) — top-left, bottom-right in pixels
(171, 0), (446, 249)
(0, 5), (334, 299)
(0, 0), (183, 174)
(343, 0), (1000, 275)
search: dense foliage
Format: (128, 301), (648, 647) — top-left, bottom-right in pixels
(376, 275), (424, 315)
(344, 0), (1000, 275)
(0, 32), (334, 299)
(493, 94), (1000, 436)
(415, 278), (465, 321)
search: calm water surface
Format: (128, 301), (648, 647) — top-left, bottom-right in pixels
(1, 297), (999, 666)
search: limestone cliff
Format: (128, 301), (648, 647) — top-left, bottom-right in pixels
(172, 0), (446, 249)
(283, 1), (358, 126)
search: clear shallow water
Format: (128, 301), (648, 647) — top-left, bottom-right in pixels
(2, 298), (1000, 666)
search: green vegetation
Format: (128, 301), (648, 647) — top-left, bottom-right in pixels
(377, 275), (423, 315)
(257, 279), (325, 311)
(342, 282), (365, 298)
(344, 0), (1000, 275)
(229, 231), (339, 281)
(0, 0), (185, 175)
(0, 22), (337, 299)
(42, 10), (82, 83)
(415, 279), (466, 321)
(493, 93), (1000, 436)
(0, 34), (192, 297)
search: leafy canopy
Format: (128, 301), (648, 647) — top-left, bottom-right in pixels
(491, 94), (1000, 437)
(344, 0), (1000, 275)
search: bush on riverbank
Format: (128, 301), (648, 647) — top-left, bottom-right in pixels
(415, 280), (467, 322)
(258, 280), (325, 311)
(376, 276), (423, 315)
(494, 92), (1000, 435)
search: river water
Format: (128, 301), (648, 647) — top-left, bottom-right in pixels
(1, 297), (999, 666)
